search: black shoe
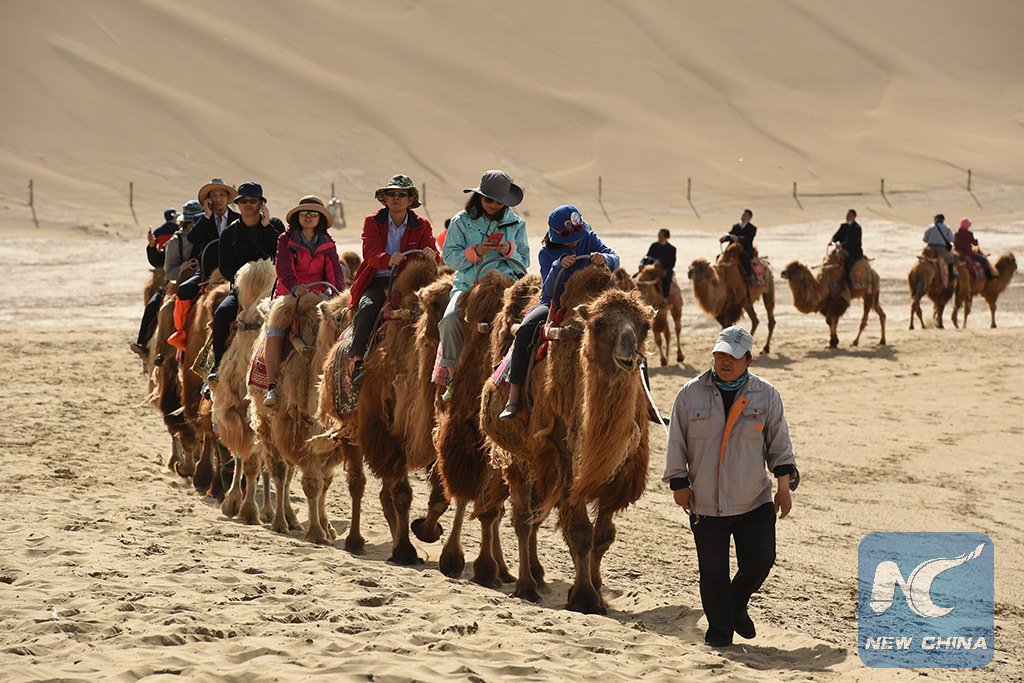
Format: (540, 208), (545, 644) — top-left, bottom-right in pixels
(647, 406), (669, 426)
(129, 342), (146, 358)
(734, 610), (756, 639)
(704, 631), (733, 648)
(499, 402), (520, 420)
(200, 382), (212, 400)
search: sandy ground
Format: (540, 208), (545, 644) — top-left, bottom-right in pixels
(0, 224), (1021, 682)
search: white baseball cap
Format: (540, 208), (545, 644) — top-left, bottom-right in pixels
(712, 326), (753, 358)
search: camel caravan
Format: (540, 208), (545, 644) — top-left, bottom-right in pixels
(133, 175), (1017, 615)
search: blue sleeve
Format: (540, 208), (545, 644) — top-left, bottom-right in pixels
(538, 247), (556, 281)
(587, 233), (620, 272)
(442, 214), (474, 273)
(512, 218), (531, 269)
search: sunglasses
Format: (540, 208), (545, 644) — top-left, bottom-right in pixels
(298, 210), (321, 218)
(384, 191), (410, 198)
(236, 197), (260, 205)
(553, 210), (585, 237)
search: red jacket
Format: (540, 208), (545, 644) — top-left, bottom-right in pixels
(348, 209), (439, 307)
(954, 227), (978, 256)
(273, 228), (346, 298)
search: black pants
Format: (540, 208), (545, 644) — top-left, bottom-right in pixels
(508, 304), (549, 386)
(843, 253), (863, 284)
(349, 276), (389, 358)
(211, 290), (238, 369)
(660, 272), (673, 302)
(739, 249), (753, 277)
(690, 502), (776, 644)
(176, 273), (201, 302)
(136, 285), (165, 346)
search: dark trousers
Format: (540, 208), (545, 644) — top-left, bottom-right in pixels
(690, 502), (776, 643)
(739, 249), (753, 277)
(349, 276), (389, 358)
(843, 253), (863, 284)
(211, 290), (238, 369)
(136, 286), (165, 346)
(508, 304), (549, 386)
(176, 273), (201, 302)
(660, 272), (673, 302)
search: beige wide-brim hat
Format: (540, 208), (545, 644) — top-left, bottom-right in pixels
(197, 178), (238, 204)
(286, 195), (334, 229)
(374, 174), (421, 209)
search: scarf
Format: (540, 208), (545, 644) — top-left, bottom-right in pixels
(711, 369), (749, 392)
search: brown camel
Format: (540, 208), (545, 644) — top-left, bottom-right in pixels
(951, 252), (1017, 328)
(432, 266), (532, 586)
(317, 256), (448, 562)
(780, 247), (886, 348)
(250, 289), (356, 544)
(339, 250), (361, 284)
(212, 259), (277, 523)
(908, 248), (956, 330)
(634, 262), (684, 365)
(178, 278), (230, 498)
(687, 241), (775, 353)
(481, 265), (653, 614)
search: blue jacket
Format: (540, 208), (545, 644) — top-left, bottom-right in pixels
(442, 207), (530, 292)
(539, 231), (620, 306)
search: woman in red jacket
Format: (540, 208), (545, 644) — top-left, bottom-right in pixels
(347, 174), (439, 385)
(264, 196), (346, 405)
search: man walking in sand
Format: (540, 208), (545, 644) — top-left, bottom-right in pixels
(663, 326), (798, 647)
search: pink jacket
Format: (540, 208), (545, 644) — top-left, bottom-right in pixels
(273, 229), (345, 298)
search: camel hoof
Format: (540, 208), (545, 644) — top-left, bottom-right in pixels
(389, 543), (423, 566)
(499, 568), (516, 584)
(259, 506), (274, 524)
(470, 559), (502, 589)
(411, 517), (443, 543)
(677, 353), (685, 363)
(829, 338), (839, 349)
(221, 491), (242, 518)
(660, 357), (667, 367)
(439, 550), (466, 578)
(566, 587), (606, 615)
(303, 529), (331, 545)
(270, 517), (290, 534)
(851, 339), (860, 347)
(344, 534), (366, 554)
(238, 503), (260, 525)
(513, 585), (542, 603)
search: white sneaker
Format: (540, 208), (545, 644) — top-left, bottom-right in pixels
(442, 383), (454, 402)
(264, 386), (278, 406)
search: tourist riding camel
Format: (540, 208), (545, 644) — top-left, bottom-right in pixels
(346, 174), (439, 386)
(439, 170), (530, 401)
(829, 209), (864, 296)
(953, 217), (994, 281)
(642, 228), (677, 306)
(721, 209), (758, 281)
(922, 213), (957, 284)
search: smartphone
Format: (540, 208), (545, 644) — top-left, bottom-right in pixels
(486, 232), (503, 245)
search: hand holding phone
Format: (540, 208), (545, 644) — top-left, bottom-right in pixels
(486, 232), (503, 245)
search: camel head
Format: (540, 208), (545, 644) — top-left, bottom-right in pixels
(461, 269), (514, 335)
(717, 241), (744, 269)
(576, 290), (652, 373)
(413, 274), (455, 346)
(687, 258), (714, 282)
(316, 291), (353, 344)
(634, 262), (666, 308)
(611, 267), (637, 292)
(339, 251), (361, 285)
(235, 258), (277, 310)
(996, 252), (1018, 278)
(781, 260), (826, 314)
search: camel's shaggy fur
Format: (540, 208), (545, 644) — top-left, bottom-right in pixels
(349, 256), (447, 563)
(634, 262), (684, 365)
(432, 269), (523, 586)
(212, 259), (277, 523)
(480, 265), (653, 613)
(179, 275), (229, 498)
(907, 248), (955, 330)
(250, 289), (356, 546)
(687, 241), (776, 353)
(339, 251), (361, 285)
(951, 252), (1017, 329)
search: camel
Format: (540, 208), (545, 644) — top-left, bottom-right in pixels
(780, 246), (886, 348)
(212, 259), (277, 523)
(432, 266), (532, 586)
(907, 248), (956, 330)
(480, 265), (653, 613)
(688, 241), (775, 353)
(339, 250), (361, 284)
(313, 255), (448, 560)
(634, 262), (684, 365)
(178, 277), (230, 498)
(951, 252), (1017, 328)
(250, 288), (356, 544)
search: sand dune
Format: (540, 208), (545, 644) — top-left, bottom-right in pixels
(1, 0), (1023, 232)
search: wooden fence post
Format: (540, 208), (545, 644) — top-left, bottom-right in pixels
(129, 181), (138, 225)
(598, 176), (603, 203)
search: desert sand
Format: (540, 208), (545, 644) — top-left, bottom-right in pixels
(2, 1), (1023, 681)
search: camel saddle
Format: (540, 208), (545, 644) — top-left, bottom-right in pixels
(746, 257), (767, 285)
(247, 318), (307, 391)
(329, 325), (359, 420)
(962, 255), (985, 282)
(849, 259), (872, 290)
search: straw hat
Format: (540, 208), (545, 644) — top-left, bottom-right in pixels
(286, 195), (333, 229)
(197, 178), (238, 204)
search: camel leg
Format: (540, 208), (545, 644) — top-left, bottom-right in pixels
(412, 464), (449, 544)
(875, 296), (887, 346)
(319, 470), (336, 542)
(258, 469), (274, 524)
(760, 283), (776, 354)
(852, 295), (871, 347)
(209, 442), (228, 502)
(342, 443), (366, 553)
(561, 501), (604, 615)
(237, 451), (261, 525)
(283, 465), (302, 531)
(439, 498), (468, 578)
(388, 475), (422, 565)
(508, 472), (541, 601)
(192, 436), (214, 495)
(270, 457), (290, 534)
(379, 482), (399, 540)
(989, 298), (997, 328)
(673, 308), (684, 363)
(470, 505), (503, 589)
(745, 302), (760, 338)
(301, 471), (330, 545)
(657, 328), (668, 366)
(221, 452), (244, 518)
(827, 316), (839, 349)
(167, 435), (183, 473)
(174, 432), (198, 478)
(590, 508), (617, 613)
(489, 503), (515, 584)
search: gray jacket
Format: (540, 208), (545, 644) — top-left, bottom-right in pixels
(662, 370), (796, 516)
(163, 229), (195, 282)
